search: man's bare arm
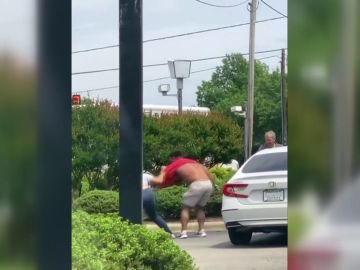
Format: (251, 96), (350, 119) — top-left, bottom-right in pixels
(150, 166), (166, 187)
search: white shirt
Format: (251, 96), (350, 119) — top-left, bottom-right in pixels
(142, 173), (153, 189)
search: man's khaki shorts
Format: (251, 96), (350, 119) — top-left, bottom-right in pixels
(183, 180), (213, 208)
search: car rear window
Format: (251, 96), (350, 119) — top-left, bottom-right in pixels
(242, 152), (287, 173)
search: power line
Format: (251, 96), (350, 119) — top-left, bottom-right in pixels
(73, 54), (283, 94)
(72, 16), (286, 54)
(193, 0), (248, 8)
(73, 68), (219, 93)
(260, 0), (287, 18)
(72, 68), (119, 76)
(143, 76), (170, 83)
(256, 54), (281, 60)
(191, 48), (284, 62)
(72, 63), (168, 76)
(73, 86), (119, 94)
(72, 48), (286, 76)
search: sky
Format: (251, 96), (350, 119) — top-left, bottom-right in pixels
(0, 0), (286, 108)
(72, 0), (287, 107)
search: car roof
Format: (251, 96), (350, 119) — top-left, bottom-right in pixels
(253, 146), (287, 156)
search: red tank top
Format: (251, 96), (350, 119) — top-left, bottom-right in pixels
(161, 158), (197, 188)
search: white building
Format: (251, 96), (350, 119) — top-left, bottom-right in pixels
(143, 104), (210, 117)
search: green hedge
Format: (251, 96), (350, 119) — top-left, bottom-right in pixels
(73, 167), (236, 218)
(155, 186), (187, 219)
(73, 190), (119, 214)
(72, 211), (197, 270)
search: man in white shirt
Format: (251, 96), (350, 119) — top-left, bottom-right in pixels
(258, 130), (283, 151)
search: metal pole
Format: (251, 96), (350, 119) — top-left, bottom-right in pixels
(244, 113), (248, 161)
(177, 78), (183, 115)
(246, 0), (257, 158)
(119, 0), (143, 224)
(280, 48), (287, 145)
(38, 0), (71, 268)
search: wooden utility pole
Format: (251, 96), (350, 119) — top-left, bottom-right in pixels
(246, 0), (257, 159)
(280, 48), (287, 145)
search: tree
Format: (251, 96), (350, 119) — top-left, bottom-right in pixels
(196, 53), (282, 149)
(72, 99), (119, 197)
(143, 113), (243, 172)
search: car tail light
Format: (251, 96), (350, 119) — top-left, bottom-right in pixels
(223, 183), (248, 198)
(288, 248), (339, 270)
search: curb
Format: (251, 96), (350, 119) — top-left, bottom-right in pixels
(145, 219), (226, 233)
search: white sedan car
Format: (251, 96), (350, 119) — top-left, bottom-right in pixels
(221, 146), (288, 245)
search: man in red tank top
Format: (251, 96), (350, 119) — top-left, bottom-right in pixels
(152, 152), (214, 239)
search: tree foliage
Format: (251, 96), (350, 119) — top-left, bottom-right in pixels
(72, 99), (119, 196)
(196, 53), (283, 149)
(143, 113), (243, 172)
(72, 100), (242, 195)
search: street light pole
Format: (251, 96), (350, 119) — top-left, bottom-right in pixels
(177, 78), (183, 115)
(168, 60), (191, 115)
(246, 0), (257, 159)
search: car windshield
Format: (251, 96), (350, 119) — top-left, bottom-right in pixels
(242, 152), (287, 173)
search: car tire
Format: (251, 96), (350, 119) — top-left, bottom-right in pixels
(227, 228), (252, 245)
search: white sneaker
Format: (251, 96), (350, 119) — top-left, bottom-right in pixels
(171, 234), (176, 239)
(196, 231), (207, 237)
(179, 232), (188, 239)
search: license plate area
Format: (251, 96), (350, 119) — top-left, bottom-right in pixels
(263, 189), (284, 202)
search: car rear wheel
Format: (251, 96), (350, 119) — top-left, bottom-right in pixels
(227, 228), (252, 245)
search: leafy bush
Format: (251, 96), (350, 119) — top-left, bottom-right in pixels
(207, 167), (236, 216)
(73, 168), (235, 218)
(72, 211), (197, 270)
(210, 166), (236, 190)
(73, 190), (119, 214)
(155, 186), (187, 219)
(144, 113), (242, 172)
(72, 99), (119, 196)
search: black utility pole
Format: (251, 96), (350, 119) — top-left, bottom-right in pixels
(119, 0), (143, 223)
(38, 0), (71, 269)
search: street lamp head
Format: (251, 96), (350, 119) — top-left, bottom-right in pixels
(231, 106), (243, 113)
(231, 106), (246, 117)
(168, 60), (191, 79)
(158, 84), (170, 95)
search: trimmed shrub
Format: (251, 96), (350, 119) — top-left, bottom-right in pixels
(155, 186), (186, 219)
(72, 211), (197, 270)
(73, 190), (119, 214)
(210, 166), (236, 189)
(144, 113), (243, 172)
(207, 167), (236, 216)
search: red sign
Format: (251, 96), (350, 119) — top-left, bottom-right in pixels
(72, 94), (81, 105)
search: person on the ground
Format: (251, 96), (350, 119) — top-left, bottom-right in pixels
(258, 130), (283, 151)
(152, 152), (214, 239)
(142, 172), (175, 238)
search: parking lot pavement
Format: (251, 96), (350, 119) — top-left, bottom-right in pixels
(174, 231), (287, 270)
(145, 217), (225, 232)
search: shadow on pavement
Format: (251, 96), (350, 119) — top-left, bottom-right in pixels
(211, 232), (288, 249)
